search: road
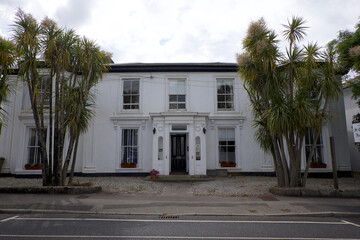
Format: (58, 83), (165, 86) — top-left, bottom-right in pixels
(1, 214), (360, 239)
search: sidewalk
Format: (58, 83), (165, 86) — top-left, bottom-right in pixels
(0, 176), (359, 216)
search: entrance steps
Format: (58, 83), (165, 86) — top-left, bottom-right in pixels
(146, 175), (213, 182)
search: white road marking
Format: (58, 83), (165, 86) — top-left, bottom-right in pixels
(13, 217), (348, 225)
(0, 235), (359, 239)
(342, 220), (360, 228)
(0, 215), (18, 222)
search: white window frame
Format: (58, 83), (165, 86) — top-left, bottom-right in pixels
(122, 78), (140, 111)
(305, 127), (324, 164)
(217, 127), (236, 165)
(216, 78), (235, 111)
(120, 128), (140, 167)
(168, 78), (187, 111)
(25, 127), (47, 167)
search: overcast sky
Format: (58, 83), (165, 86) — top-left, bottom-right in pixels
(0, 0), (359, 63)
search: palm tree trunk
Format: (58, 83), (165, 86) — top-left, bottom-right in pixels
(69, 134), (80, 184)
(279, 138), (290, 187)
(61, 134), (76, 186)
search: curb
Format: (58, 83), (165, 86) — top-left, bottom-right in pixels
(1, 208), (360, 218)
(269, 186), (360, 198)
(0, 186), (102, 194)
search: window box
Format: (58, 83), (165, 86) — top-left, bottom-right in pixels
(310, 163), (327, 168)
(121, 163), (137, 168)
(24, 164), (42, 170)
(220, 162), (236, 167)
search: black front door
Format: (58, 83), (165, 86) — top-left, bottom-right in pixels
(171, 134), (187, 173)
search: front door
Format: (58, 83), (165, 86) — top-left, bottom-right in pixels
(171, 134), (187, 173)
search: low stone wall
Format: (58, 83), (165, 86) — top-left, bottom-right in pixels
(269, 186), (360, 198)
(0, 186), (102, 194)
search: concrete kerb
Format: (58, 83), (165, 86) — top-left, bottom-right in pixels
(0, 186), (102, 194)
(1, 208), (360, 218)
(269, 186), (360, 198)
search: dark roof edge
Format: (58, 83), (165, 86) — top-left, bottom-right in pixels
(108, 62), (238, 73)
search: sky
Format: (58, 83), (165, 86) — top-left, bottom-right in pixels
(0, 0), (359, 63)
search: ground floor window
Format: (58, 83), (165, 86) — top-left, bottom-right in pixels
(305, 128), (324, 164)
(27, 128), (47, 165)
(218, 128), (235, 164)
(121, 129), (138, 166)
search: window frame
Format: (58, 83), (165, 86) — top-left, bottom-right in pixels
(216, 78), (234, 111)
(121, 128), (139, 167)
(26, 127), (47, 166)
(305, 127), (324, 164)
(168, 78), (186, 111)
(122, 78), (140, 111)
(217, 127), (236, 165)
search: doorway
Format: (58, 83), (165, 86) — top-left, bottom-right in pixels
(171, 134), (187, 173)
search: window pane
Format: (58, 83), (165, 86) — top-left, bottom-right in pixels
(130, 104), (139, 109)
(169, 80), (185, 94)
(218, 103), (225, 109)
(132, 95), (139, 103)
(178, 95), (185, 102)
(169, 103), (177, 109)
(169, 95), (177, 102)
(226, 102), (234, 109)
(217, 95), (225, 102)
(123, 81), (131, 94)
(131, 81), (139, 94)
(123, 96), (131, 104)
(178, 104), (186, 109)
(219, 146), (227, 161)
(218, 129), (226, 141)
(227, 129), (235, 141)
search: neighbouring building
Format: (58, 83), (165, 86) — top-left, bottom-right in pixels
(0, 63), (352, 176)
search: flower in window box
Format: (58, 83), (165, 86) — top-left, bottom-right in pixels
(220, 161), (236, 167)
(24, 163), (42, 170)
(121, 162), (137, 168)
(310, 162), (327, 168)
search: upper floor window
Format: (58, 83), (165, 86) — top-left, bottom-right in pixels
(123, 79), (139, 110)
(38, 75), (51, 108)
(169, 79), (186, 110)
(217, 78), (234, 110)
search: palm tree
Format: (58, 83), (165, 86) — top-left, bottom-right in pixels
(238, 17), (340, 188)
(0, 36), (16, 135)
(13, 9), (51, 185)
(61, 37), (110, 185)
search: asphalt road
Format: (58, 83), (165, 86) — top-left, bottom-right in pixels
(0, 214), (360, 239)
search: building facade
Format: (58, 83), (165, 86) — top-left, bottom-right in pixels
(0, 63), (352, 176)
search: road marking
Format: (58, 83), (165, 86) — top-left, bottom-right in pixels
(342, 220), (360, 228)
(0, 215), (18, 222)
(13, 217), (347, 225)
(0, 234), (359, 239)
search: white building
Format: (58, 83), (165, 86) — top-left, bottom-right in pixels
(0, 63), (352, 176)
(343, 86), (360, 177)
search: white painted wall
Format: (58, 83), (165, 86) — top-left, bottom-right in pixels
(0, 69), (353, 175)
(343, 87), (360, 174)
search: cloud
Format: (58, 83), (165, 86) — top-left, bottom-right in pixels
(55, 0), (95, 29)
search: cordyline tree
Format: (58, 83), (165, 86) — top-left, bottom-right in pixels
(334, 19), (360, 142)
(0, 36), (16, 135)
(12, 9), (111, 186)
(237, 17), (342, 187)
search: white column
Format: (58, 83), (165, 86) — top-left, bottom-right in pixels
(163, 123), (170, 175)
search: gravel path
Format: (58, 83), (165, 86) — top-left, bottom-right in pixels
(1, 176), (359, 197)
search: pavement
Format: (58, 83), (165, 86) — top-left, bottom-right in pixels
(0, 176), (359, 217)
